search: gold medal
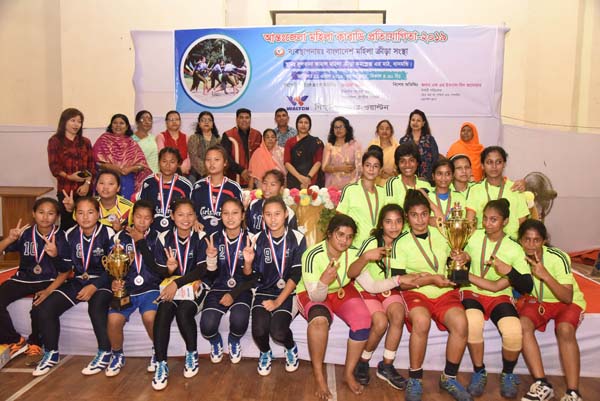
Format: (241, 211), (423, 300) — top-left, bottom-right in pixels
(538, 304), (545, 316)
(381, 290), (391, 298)
(81, 272), (90, 281)
(33, 264), (43, 275)
(337, 288), (345, 299)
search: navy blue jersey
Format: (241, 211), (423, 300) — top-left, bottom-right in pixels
(65, 224), (115, 289)
(112, 229), (161, 295)
(6, 225), (70, 283)
(252, 229), (306, 294)
(136, 173), (193, 232)
(209, 229), (252, 290)
(154, 229), (207, 277)
(245, 199), (298, 235)
(190, 177), (242, 236)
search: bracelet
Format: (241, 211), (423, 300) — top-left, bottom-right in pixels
(307, 174), (312, 180)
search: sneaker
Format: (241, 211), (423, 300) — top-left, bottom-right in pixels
(9, 337), (29, 360)
(257, 350), (273, 376)
(376, 361), (407, 390)
(406, 378), (424, 401)
(284, 344), (299, 373)
(147, 348), (156, 373)
(152, 361), (169, 391)
(81, 350), (112, 375)
(105, 352), (125, 377)
(522, 380), (554, 401)
(32, 350), (59, 377)
(467, 369), (488, 396)
(183, 350), (199, 378)
(228, 338), (242, 364)
(500, 372), (520, 399)
(353, 360), (371, 385)
(210, 335), (224, 364)
(439, 373), (473, 401)
(560, 391), (582, 401)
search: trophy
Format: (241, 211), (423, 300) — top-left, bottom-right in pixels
(102, 239), (134, 310)
(437, 203), (475, 285)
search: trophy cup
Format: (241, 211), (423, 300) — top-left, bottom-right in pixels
(102, 239), (134, 310)
(437, 203), (475, 285)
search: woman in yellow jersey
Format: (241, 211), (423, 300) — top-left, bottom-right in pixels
(466, 146), (529, 238)
(517, 220), (586, 401)
(459, 199), (533, 399)
(297, 214), (371, 399)
(397, 189), (471, 401)
(427, 158), (466, 225)
(385, 143), (432, 209)
(337, 146), (388, 248)
(449, 154), (473, 194)
(348, 203), (423, 390)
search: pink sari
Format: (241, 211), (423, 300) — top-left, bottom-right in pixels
(93, 132), (151, 193)
(248, 142), (286, 182)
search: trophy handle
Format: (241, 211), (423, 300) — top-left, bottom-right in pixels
(101, 255), (109, 269)
(436, 216), (448, 240)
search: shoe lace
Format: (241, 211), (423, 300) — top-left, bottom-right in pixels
(259, 352), (270, 365)
(39, 351), (53, 366)
(185, 352), (195, 367)
(156, 362), (165, 378)
(408, 379), (422, 393)
(90, 351), (103, 366)
(285, 349), (295, 363)
(502, 373), (520, 386)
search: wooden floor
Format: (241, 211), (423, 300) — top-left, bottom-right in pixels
(1, 354), (598, 401)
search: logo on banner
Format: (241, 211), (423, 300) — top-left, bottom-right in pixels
(286, 95), (309, 111)
(274, 47), (285, 57)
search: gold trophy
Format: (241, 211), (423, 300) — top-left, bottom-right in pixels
(437, 203), (475, 285)
(102, 239), (134, 310)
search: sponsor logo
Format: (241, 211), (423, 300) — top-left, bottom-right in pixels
(286, 95), (309, 111)
(274, 47), (285, 57)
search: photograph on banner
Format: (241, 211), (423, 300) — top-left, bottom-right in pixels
(174, 25), (505, 116)
(180, 35), (249, 107)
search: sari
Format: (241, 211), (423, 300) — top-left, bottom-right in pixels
(248, 141), (286, 183)
(368, 136), (399, 186)
(446, 122), (484, 182)
(284, 135), (324, 189)
(93, 132), (151, 199)
(322, 140), (362, 190)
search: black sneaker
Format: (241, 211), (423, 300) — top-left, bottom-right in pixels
(376, 361), (407, 390)
(353, 360), (371, 385)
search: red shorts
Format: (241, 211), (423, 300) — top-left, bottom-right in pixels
(297, 283), (371, 334)
(403, 289), (463, 332)
(461, 290), (513, 320)
(360, 289), (404, 315)
(517, 295), (584, 332)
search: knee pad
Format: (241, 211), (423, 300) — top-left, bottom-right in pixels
(465, 309), (485, 344)
(498, 316), (522, 352)
(307, 305), (332, 326)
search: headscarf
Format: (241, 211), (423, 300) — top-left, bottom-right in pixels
(446, 122), (484, 182)
(248, 141), (285, 182)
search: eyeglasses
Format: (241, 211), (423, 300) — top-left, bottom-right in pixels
(333, 125), (345, 130)
(333, 230), (354, 242)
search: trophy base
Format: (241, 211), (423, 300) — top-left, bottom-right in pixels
(448, 269), (470, 286)
(111, 295), (131, 311)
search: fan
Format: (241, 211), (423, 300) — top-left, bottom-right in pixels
(524, 172), (558, 221)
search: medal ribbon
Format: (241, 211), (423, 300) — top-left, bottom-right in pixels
(534, 252), (545, 303)
(485, 179), (505, 203)
(173, 229), (191, 275)
(79, 225), (99, 275)
(361, 181), (379, 226)
(435, 191), (452, 220)
(130, 230), (148, 275)
(327, 243), (350, 289)
(224, 230), (243, 279)
(410, 231), (439, 272)
(32, 225), (57, 264)
(479, 234), (505, 277)
(158, 173), (178, 217)
(268, 229), (287, 280)
(207, 176), (226, 215)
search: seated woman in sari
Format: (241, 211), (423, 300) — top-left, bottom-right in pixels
(284, 114), (324, 189)
(93, 114), (151, 200)
(248, 129), (286, 189)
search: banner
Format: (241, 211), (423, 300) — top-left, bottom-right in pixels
(174, 25), (506, 116)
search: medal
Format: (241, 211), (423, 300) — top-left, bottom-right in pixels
(79, 225), (98, 281)
(134, 275), (145, 286)
(381, 290), (391, 298)
(158, 173), (177, 226)
(174, 229), (191, 275)
(337, 288), (345, 299)
(207, 176), (226, 226)
(31, 225), (57, 275)
(328, 243), (349, 300)
(480, 234), (505, 277)
(267, 230), (287, 290)
(535, 252), (546, 316)
(210, 218), (219, 227)
(538, 304), (545, 316)
(131, 238), (145, 286)
(225, 230), (243, 288)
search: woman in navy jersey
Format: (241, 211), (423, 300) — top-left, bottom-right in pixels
(246, 196), (306, 376)
(33, 196), (115, 377)
(0, 198), (70, 359)
(191, 145), (242, 236)
(151, 199), (209, 391)
(137, 147), (193, 233)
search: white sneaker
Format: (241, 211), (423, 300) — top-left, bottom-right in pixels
(561, 391), (583, 401)
(210, 335), (224, 364)
(32, 350), (59, 377)
(105, 352), (125, 377)
(183, 350), (199, 378)
(81, 350), (111, 375)
(257, 350), (272, 376)
(284, 343), (299, 372)
(228, 339), (242, 364)
(147, 348), (156, 373)
(522, 380), (554, 401)
(152, 361), (169, 391)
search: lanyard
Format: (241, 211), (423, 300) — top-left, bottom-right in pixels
(224, 230), (243, 278)
(411, 231), (439, 272)
(79, 225), (99, 273)
(32, 225), (57, 264)
(479, 234), (505, 277)
(485, 179), (505, 202)
(158, 174), (177, 216)
(361, 180), (379, 226)
(268, 230), (288, 279)
(173, 229), (191, 275)
(435, 191), (452, 220)
(207, 176), (226, 215)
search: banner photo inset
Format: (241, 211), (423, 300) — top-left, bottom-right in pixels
(174, 25), (506, 116)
